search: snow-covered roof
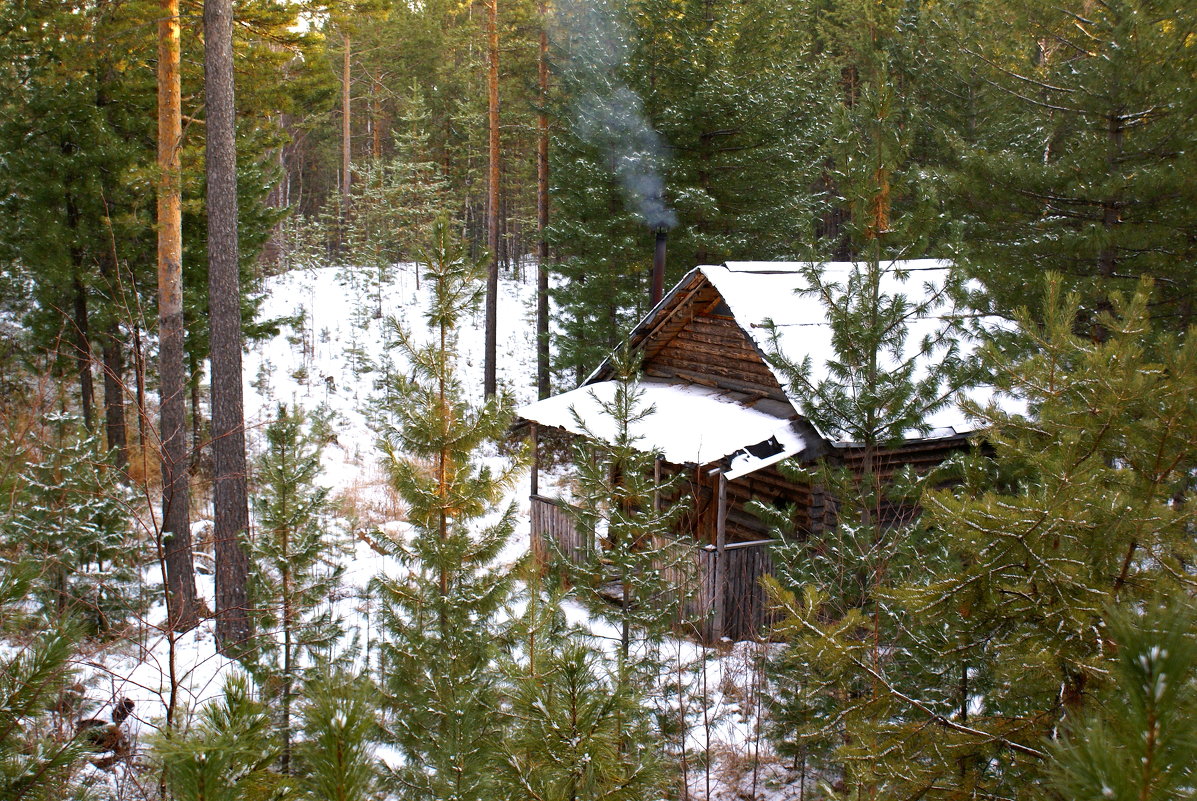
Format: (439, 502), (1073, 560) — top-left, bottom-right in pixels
(518, 379), (808, 477)
(701, 259), (1002, 444)
(530, 259), (1017, 477)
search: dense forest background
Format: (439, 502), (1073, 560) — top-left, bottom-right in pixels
(0, 0), (1195, 798)
(4, 0), (1195, 401)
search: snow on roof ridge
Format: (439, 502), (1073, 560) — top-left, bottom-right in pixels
(722, 258), (952, 274)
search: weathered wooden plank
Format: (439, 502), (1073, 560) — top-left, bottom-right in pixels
(648, 357), (785, 396)
(639, 282), (722, 362)
(671, 350), (766, 374)
(662, 338), (766, 366)
(671, 328), (759, 350)
(530, 494), (592, 567)
(713, 473), (728, 639)
(717, 539), (778, 641)
(687, 316), (758, 339)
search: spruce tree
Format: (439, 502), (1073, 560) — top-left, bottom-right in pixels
(1, 414), (144, 635)
(248, 403), (347, 775)
(370, 218), (522, 801)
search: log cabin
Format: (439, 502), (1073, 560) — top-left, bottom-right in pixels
(519, 260), (1009, 642)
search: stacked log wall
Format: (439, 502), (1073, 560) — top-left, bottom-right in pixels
(643, 306), (790, 403)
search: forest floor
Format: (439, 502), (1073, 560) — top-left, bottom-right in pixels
(81, 263), (810, 800)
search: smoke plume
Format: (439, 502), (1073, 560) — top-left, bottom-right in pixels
(551, 0), (678, 230)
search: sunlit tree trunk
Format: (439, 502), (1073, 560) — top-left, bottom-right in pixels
(157, 0), (199, 632)
(342, 33), (352, 201)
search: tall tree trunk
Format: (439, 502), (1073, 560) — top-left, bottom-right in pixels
(101, 332), (127, 470)
(157, 0), (200, 632)
(536, 3), (550, 400)
(72, 273), (95, 431)
(371, 73), (382, 161)
(97, 228), (128, 470)
(342, 33), (352, 200)
(205, 0), (252, 653)
(63, 177), (94, 431)
(133, 322), (147, 452)
(483, 0), (500, 398)
(189, 347), (202, 472)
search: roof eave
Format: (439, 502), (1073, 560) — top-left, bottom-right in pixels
(581, 266), (708, 387)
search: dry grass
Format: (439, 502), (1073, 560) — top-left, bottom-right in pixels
(335, 464), (406, 534)
(124, 441), (161, 491)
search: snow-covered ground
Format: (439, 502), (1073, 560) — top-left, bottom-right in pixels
(80, 262), (795, 800)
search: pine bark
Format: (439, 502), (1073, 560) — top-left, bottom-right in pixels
(157, 0), (200, 632)
(97, 237), (127, 470)
(72, 272), (95, 431)
(484, 0), (500, 398)
(101, 331), (127, 471)
(133, 322), (147, 452)
(536, 3), (550, 400)
(342, 33), (352, 199)
(205, 0), (252, 653)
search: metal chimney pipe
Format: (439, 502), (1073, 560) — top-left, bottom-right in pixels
(651, 228), (667, 306)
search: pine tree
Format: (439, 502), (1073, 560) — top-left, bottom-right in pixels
(499, 635), (663, 801)
(762, 278), (1197, 796)
(157, 0), (201, 632)
(893, 278), (1197, 793)
(342, 87), (453, 309)
(370, 218), (522, 801)
(546, 0), (817, 381)
(294, 668), (379, 801)
(950, 0), (1197, 331)
(155, 673), (281, 801)
(248, 403), (347, 775)
(205, 0), (253, 655)
(1048, 595), (1197, 801)
(551, 352), (702, 791)
(561, 351), (691, 682)
(752, 48), (973, 769)
(758, 258), (974, 792)
(0, 566), (88, 801)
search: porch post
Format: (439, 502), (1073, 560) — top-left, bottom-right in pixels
(653, 456), (661, 511)
(530, 422), (540, 497)
(713, 470), (728, 642)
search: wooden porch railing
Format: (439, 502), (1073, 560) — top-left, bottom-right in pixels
(530, 495), (778, 643)
(530, 494), (593, 565)
(712, 538), (777, 642)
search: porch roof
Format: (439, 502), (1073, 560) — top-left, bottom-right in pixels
(518, 378), (807, 479)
